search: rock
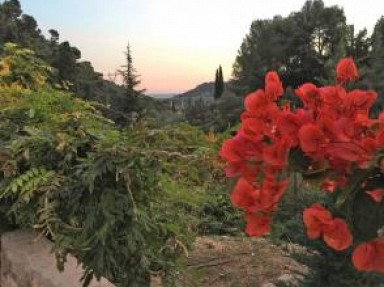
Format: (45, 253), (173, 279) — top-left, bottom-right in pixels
(1, 229), (114, 287)
(277, 273), (300, 286)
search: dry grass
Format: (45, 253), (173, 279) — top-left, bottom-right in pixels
(152, 235), (307, 287)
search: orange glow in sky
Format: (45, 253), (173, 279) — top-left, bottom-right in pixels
(22, 0), (384, 94)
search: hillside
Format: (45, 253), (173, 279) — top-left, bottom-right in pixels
(147, 93), (176, 99)
(0, 0), (171, 126)
(172, 82), (235, 103)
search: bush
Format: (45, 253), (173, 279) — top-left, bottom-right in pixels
(199, 183), (244, 235)
(0, 86), (218, 286)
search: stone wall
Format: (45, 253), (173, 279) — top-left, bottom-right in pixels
(1, 229), (114, 287)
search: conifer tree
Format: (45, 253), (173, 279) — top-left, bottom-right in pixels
(118, 43), (144, 113)
(214, 65), (224, 99)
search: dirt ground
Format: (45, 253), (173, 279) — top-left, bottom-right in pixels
(152, 236), (308, 287)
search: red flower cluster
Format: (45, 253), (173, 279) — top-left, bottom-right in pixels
(220, 57), (384, 273)
(303, 204), (352, 251)
(220, 70), (287, 237)
(366, 188), (384, 203)
(352, 239), (384, 272)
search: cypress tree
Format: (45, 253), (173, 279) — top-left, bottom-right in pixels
(214, 65), (224, 100)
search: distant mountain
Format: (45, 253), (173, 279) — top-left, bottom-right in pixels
(172, 82), (234, 103)
(147, 93), (176, 99)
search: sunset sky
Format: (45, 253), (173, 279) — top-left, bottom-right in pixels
(21, 0), (384, 94)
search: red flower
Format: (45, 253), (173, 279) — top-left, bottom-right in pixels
(241, 116), (266, 140)
(219, 56), (384, 270)
(299, 124), (324, 153)
(352, 239), (384, 272)
(326, 142), (370, 163)
(319, 86), (345, 107)
(366, 188), (384, 203)
(244, 89), (268, 112)
(303, 204), (352, 250)
(262, 140), (288, 168)
(345, 89), (377, 116)
(376, 129), (384, 148)
(354, 113), (377, 128)
(265, 71), (283, 101)
(277, 111), (310, 147)
(334, 117), (354, 139)
(336, 57), (358, 84)
(303, 204), (332, 239)
(245, 212), (272, 237)
(318, 117), (350, 142)
(220, 135), (263, 178)
(261, 179), (288, 208)
(323, 218), (353, 251)
(295, 83), (318, 110)
(321, 178), (337, 193)
(230, 177), (258, 212)
(360, 137), (377, 154)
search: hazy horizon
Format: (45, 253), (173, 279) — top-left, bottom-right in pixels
(18, 0), (384, 94)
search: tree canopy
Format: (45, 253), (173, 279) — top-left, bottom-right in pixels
(231, 0), (374, 97)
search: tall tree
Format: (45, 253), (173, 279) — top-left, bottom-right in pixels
(48, 29), (59, 44)
(52, 41), (81, 86)
(363, 17), (384, 116)
(0, 0), (23, 47)
(232, 16), (294, 96)
(214, 65), (224, 99)
(118, 43), (144, 113)
(231, 0), (348, 96)
(344, 25), (371, 67)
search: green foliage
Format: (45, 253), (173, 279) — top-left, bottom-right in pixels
(0, 42), (50, 89)
(199, 185), (244, 235)
(0, 84), (219, 286)
(52, 40), (81, 86)
(184, 93), (243, 132)
(231, 0), (370, 96)
(3, 167), (58, 202)
(0, 0), (43, 51)
(271, 178), (332, 244)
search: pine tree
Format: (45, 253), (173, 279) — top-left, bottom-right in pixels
(231, 0), (347, 95)
(214, 65), (224, 99)
(118, 43), (144, 113)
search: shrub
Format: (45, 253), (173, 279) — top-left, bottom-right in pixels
(0, 85), (217, 286)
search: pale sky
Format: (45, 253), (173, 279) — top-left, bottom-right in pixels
(20, 0), (384, 94)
